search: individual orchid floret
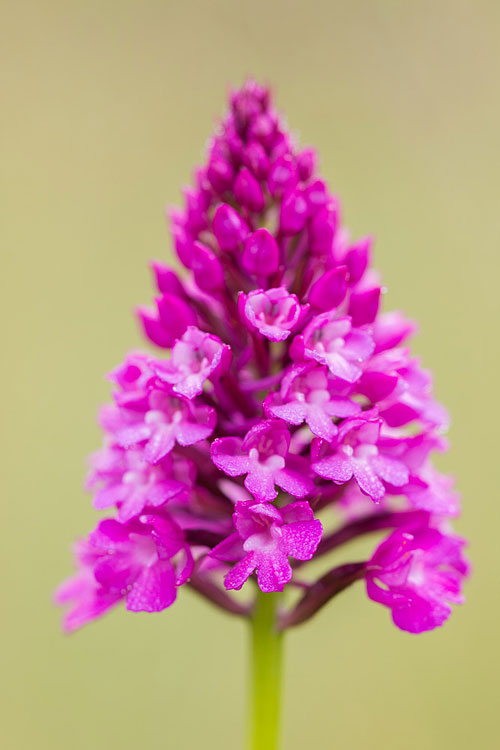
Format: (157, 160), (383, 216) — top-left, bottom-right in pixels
(152, 326), (232, 399)
(87, 446), (193, 522)
(234, 167), (265, 213)
(211, 419), (314, 501)
(107, 389), (216, 464)
(359, 348), (448, 428)
(190, 241), (225, 292)
(264, 363), (360, 441)
(366, 520), (469, 633)
(308, 201), (339, 254)
(347, 286), (381, 327)
(108, 352), (156, 411)
(241, 228), (280, 277)
(211, 500), (322, 592)
(404, 465), (460, 517)
(55, 514), (193, 631)
(137, 292), (198, 349)
(379, 356), (449, 429)
(212, 203), (249, 253)
(372, 310), (417, 353)
(291, 313), (374, 383)
(267, 153), (298, 197)
(240, 287), (308, 342)
(279, 188), (308, 234)
(307, 267), (348, 312)
(311, 412), (409, 502)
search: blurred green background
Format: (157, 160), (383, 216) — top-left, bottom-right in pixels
(2, 1), (499, 748)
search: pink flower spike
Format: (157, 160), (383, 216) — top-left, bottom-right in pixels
(294, 313), (374, 383)
(211, 419), (314, 501)
(212, 500), (322, 592)
(366, 521), (469, 633)
(241, 287), (308, 342)
(152, 326), (231, 399)
(58, 81), (468, 636)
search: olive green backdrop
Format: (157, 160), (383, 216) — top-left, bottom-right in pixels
(2, 1), (499, 748)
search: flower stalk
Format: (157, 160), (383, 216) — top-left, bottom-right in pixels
(249, 591), (283, 750)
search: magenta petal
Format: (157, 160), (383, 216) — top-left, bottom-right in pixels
(126, 561), (177, 612)
(117, 424), (151, 448)
(359, 371), (399, 402)
(175, 408), (216, 446)
(212, 204), (249, 252)
(348, 287), (381, 327)
(370, 454), (409, 487)
(93, 484), (126, 510)
(256, 553), (292, 592)
(245, 464), (278, 501)
(281, 519), (323, 560)
(352, 459), (386, 501)
(211, 437), (249, 476)
(156, 293), (197, 335)
(343, 329), (375, 362)
(118, 490), (147, 521)
(136, 306), (173, 348)
(308, 267), (347, 311)
(235, 168), (265, 213)
(392, 595), (451, 633)
(224, 552), (257, 590)
(191, 241), (224, 292)
(277, 455), (315, 497)
(242, 228), (279, 276)
(305, 405), (338, 441)
(211, 532), (245, 562)
(144, 425), (176, 463)
(280, 501), (314, 524)
(268, 401), (307, 426)
(324, 351), (361, 383)
(312, 453), (353, 483)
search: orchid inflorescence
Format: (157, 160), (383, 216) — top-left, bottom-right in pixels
(56, 80), (468, 635)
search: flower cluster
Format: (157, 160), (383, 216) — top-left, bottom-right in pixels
(56, 81), (468, 634)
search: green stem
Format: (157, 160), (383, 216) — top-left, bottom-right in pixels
(248, 590), (283, 750)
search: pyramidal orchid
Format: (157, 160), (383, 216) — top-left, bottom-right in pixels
(56, 80), (469, 750)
